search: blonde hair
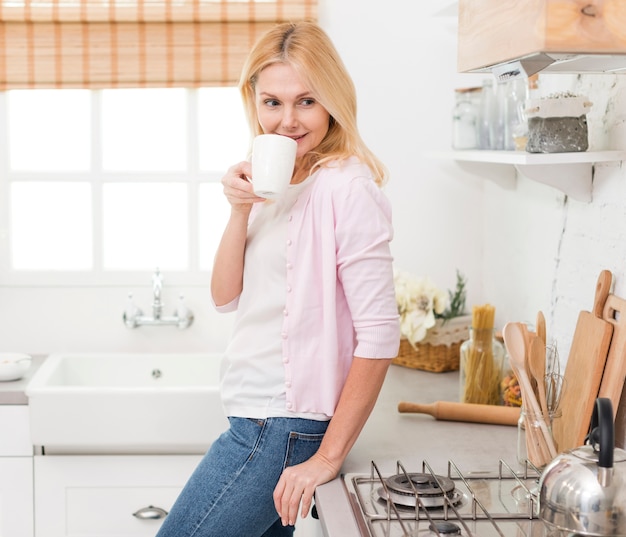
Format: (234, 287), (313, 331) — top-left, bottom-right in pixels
(238, 22), (388, 186)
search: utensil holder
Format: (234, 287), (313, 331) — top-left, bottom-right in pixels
(518, 407), (560, 468)
(518, 373), (565, 467)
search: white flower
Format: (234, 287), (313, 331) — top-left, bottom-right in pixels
(394, 270), (449, 347)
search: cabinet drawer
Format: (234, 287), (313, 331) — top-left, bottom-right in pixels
(0, 406), (31, 456)
(35, 455), (202, 537)
(66, 486), (179, 535)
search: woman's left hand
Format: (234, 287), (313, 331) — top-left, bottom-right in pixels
(273, 357), (391, 527)
(273, 452), (338, 527)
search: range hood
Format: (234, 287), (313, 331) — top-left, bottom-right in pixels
(490, 52), (626, 81)
(457, 0), (626, 79)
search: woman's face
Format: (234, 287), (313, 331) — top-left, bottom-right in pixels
(254, 62), (330, 164)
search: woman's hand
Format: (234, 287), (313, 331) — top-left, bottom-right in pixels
(221, 161), (265, 212)
(273, 452), (339, 527)
(273, 358), (391, 527)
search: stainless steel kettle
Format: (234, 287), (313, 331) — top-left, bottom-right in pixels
(539, 397), (626, 536)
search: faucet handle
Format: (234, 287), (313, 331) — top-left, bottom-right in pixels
(123, 293), (143, 328)
(152, 268), (163, 299)
(125, 293), (142, 315)
(175, 294), (194, 329)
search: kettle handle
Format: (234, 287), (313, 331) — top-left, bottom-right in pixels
(588, 397), (614, 469)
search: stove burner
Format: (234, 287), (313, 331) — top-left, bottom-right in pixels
(387, 473), (456, 496)
(377, 473), (461, 508)
(429, 522), (461, 535)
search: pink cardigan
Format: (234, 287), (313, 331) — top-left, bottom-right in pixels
(215, 158), (400, 416)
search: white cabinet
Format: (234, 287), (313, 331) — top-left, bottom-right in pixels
(34, 455), (201, 537)
(34, 454), (324, 537)
(0, 406), (34, 537)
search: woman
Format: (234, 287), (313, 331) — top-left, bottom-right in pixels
(156, 21), (399, 537)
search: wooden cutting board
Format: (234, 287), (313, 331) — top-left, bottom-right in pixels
(552, 270), (614, 453)
(598, 293), (626, 416)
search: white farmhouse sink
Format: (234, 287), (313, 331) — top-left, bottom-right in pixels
(26, 353), (228, 454)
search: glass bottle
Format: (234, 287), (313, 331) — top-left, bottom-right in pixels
(503, 77), (529, 151)
(459, 328), (505, 405)
(452, 88), (480, 150)
(478, 78), (498, 150)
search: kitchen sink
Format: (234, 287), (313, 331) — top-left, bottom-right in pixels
(25, 353), (228, 454)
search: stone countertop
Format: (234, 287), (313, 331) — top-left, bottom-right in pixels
(314, 364), (520, 537)
(0, 355), (46, 405)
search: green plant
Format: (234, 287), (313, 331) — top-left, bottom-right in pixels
(437, 270), (467, 321)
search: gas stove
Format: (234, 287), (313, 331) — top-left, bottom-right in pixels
(341, 458), (561, 537)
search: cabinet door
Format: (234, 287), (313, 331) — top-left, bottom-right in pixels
(0, 458), (34, 537)
(0, 406), (31, 456)
(34, 455), (201, 537)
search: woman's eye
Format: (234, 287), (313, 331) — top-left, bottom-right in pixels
(300, 98), (315, 106)
(264, 99), (280, 107)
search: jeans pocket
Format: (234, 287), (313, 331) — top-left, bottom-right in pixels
(284, 431), (326, 469)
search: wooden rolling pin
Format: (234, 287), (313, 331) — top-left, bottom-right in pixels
(398, 401), (521, 426)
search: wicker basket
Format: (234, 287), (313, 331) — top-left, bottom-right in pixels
(392, 315), (471, 373)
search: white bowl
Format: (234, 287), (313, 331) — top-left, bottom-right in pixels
(0, 353), (32, 381)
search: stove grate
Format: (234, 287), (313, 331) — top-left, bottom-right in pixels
(343, 458), (547, 537)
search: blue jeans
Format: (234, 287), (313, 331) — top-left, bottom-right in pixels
(155, 416), (329, 537)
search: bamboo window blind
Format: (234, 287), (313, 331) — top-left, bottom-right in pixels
(0, 0), (317, 89)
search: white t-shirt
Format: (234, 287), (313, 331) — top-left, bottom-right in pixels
(220, 174), (330, 421)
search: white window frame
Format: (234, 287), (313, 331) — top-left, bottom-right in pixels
(0, 89), (238, 288)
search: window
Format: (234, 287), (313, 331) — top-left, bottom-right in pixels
(0, 87), (248, 285)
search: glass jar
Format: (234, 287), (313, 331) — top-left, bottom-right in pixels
(477, 78), (507, 150)
(500, 354), (522, 407)
(503, 77), (529, 151)
(517, 406), (561, 468)
(452, 88), (480, 150)
(459, 328), (505, 405)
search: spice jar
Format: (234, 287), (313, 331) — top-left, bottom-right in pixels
(459, 304), (504, 405)
(452, 87), (481, 150)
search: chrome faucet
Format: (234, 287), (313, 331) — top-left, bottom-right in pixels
(152, 268), (164, 320)
(123, 268), (194, 329)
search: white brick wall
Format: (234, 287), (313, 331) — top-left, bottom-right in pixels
(484, 74), (626, 366)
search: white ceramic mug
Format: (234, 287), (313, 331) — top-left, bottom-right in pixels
(251, 134), (298, 199)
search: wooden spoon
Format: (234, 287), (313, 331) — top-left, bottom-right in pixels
(536, 311), (546, 345)
(519, 323), (536, 395)
(534, 311), (547, 396)
(502, 323), (544, 465)
(503, 322), (557, 462)
(529, 336), (550, 423)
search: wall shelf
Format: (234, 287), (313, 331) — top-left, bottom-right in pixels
(433, 150), (625, 202)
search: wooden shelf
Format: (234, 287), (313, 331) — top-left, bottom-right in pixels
(432, 150), (626, 202)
